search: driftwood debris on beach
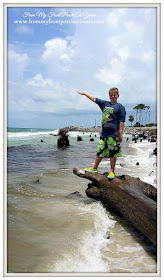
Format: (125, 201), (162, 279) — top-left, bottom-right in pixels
(73, 168), (157, 245)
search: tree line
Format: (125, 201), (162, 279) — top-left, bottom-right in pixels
(128, 104), (156, 127)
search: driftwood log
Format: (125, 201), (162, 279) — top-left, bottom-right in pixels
(73, 168), (157, 246)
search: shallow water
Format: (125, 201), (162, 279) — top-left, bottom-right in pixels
(7, 128), (157, 273)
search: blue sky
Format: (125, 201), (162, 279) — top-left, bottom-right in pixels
(7, 6), (157, 129)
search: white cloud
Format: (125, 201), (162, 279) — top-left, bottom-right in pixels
(8, 49), (29, 83)
(42, 38), (74, 61)
(8, 50), (29, 64)
(8, 49), (31, 114)
(95, 58), (125, 85)
(117, 47), (130, 61)
(41, 38), (75, 74)
(106, 11), (119, 27)
(142, 50), (155, 63)
(124, 20), (145, 40)
(27, 74), (52, 87)
(106, 8), (128, 27)
(95, 69), (122, 85)
(8, 7), (157, 120)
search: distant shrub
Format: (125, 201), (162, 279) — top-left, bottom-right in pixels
(145, 123), (157, 127)
(133, 122), (141, 127)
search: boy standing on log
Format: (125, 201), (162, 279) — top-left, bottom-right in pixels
(76, 88), (126, 179)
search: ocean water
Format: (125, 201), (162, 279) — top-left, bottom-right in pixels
(7, 128), (157, 273)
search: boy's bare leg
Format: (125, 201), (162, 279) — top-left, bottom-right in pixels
(110, 157), (117, 173)
(93, 156), (103, 169)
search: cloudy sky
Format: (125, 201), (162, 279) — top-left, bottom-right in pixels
(7, 6), (157, 129)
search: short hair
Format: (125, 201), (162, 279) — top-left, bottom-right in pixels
(109, 87), (119, 95)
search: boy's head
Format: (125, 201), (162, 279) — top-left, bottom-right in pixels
(109, 87), (119, 104)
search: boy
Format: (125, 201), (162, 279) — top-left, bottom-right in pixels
(76, 88), (126, 179)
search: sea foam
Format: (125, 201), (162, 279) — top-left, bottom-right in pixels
(52, 201), (115, 273)
(8, 131), (51, 138)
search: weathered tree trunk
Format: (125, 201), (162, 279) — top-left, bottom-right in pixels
(73, 168), (157, 245)
(57, 129), (69, 148)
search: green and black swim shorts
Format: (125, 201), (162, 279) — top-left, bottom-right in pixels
(97, 137), (122, 158)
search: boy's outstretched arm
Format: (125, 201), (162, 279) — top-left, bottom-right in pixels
(76, 91), (96, 103)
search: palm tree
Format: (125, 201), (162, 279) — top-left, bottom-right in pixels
(133, 105), (139, 124)
(137, 104), (146, 125)
(145, 105), (150, 125)
(147, 106), (150, 124)
(129, 115), (134, 127)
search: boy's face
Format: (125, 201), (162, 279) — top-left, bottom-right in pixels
(109, 93), (119, 104)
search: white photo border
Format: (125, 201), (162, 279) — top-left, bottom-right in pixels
(3, 1), (162, 278)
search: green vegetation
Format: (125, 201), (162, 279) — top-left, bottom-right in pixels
(145, 123), (157, 127)
(133, 103), (152, 126)
(133, 122), (141, 127)
(128, 115), (134, 127)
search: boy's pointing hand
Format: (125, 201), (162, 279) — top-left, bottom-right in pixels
(76, 91), (84, 95)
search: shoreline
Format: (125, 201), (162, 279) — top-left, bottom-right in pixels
(56, 125), (157, 135)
